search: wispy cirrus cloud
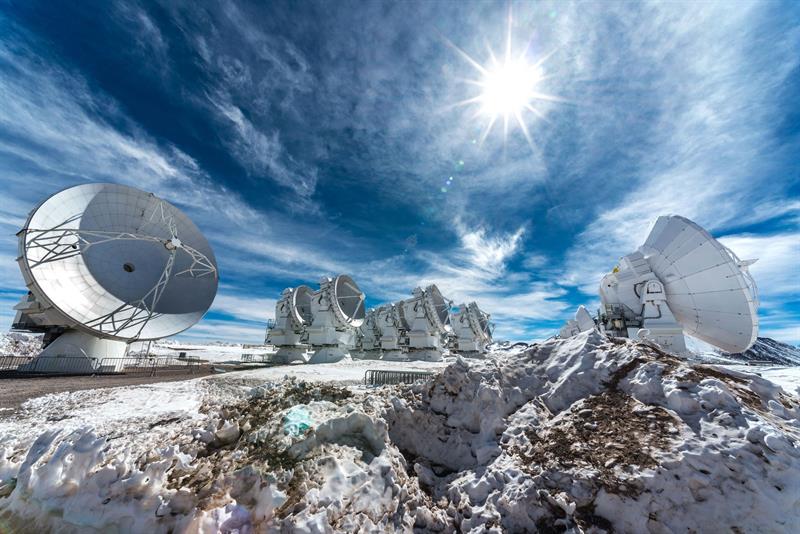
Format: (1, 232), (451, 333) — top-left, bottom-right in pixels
(1, 1), (796, 347)
(562, 2), (800, 317)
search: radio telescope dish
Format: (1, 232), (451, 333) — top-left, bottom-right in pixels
(560, 215), (758, 354)
(354, 307), (382, 360)
(376, 303), (406, 361)
(290, 285), (314, 326)
(399, 284), (452, 362)
(306, 274), (365, 364)
(639, 215), (758, 353)
(13, 183), (218, 372)
(451, 302), (493, 357)
(266, 285), (314, 364)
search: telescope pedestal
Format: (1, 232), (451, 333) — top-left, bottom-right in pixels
(406, 348), (443, 362)
(358, 350), (382, 360)
(381, 349), (406, 361)
(308, 346), (351, 364)
(21, 330), (128, 373)
(272, 346), (311, 364)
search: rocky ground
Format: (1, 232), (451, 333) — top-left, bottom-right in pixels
(0, 331), (798, 532)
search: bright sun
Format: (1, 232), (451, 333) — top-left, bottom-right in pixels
(449, 9), (561, 147)
(479, 60), (543, 117)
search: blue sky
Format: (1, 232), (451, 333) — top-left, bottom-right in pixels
(0, 1), (798, 345)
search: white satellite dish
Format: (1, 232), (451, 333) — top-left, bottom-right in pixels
(399, 284), (452, 362)
(354, 307), (382, 360)
(266, 285), (313, 363)
(638, 215), (758, 352)
(559, 305), (595, 338)
(375, 303), (406, 361)
(451, 301), (494, 356)
(561, 215), (758, 354)
(306, 274), (365, 364)
(13, 183), (218, 372)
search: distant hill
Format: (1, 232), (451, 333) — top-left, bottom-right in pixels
(686, 335), (800, 366)
(722, 337), (800, 366)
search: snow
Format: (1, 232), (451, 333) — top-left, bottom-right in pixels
(236, 357), (448, 385)
(0, 332), (798, 532)
(727, 364), (800, 397)
(129, 340), (273, 364)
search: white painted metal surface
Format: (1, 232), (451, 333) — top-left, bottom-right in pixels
(267, 285), (313, 364)
(399, 285), (452, 362)
(450, 301), (493, 356)
(560, 215), (758, 354)
(355, 308), (382, 360)
(376, 303), (406, 361)
(306, 274), (365, 364)
(13, 183), (218, 371)
(640, 215), (758, 353)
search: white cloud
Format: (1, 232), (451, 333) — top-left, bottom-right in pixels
(718, 232), (799, 299)
(759, 326), (800, 346)
(562, 2), (799, 297)
(210, 95), (318, 206)
(176, 319), (266, 344)
(210, 292), (277, 323)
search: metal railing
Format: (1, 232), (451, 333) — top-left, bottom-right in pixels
(0, 356), (206, 377)
(241, 353), (271, 363)
(364, 369), (435, 386)
(0, 356), (35, 371)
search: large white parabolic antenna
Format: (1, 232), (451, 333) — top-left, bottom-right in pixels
(399, 284), (452, 362)
(562, 215), (758, 354)
(306, 274), (365, 364)
(13, 183), (218, 371)
(638, 215), (758, 352)
(375, 303), (406, 361)
(354, 307), (382, 360)
(266, 285), (313, 364)
(451, 301), (494, 356)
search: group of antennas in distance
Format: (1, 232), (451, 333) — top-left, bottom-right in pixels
(9, 183), (759, 372)
(266, 276), (494, 364)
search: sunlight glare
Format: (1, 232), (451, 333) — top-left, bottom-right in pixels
(447, 7), (562, 148)
(480, 61), (543, 117)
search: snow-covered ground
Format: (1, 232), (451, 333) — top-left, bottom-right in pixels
(727, 365), (800, 397)
(0, 333), (274, 364)
(128, 340), (273, 364)
(0, 331), (798, 532)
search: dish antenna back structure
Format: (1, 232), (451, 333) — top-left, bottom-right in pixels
(561, 215), (758, 354)
(266, 285), (313, 363)
(375, 303), (407, 361)
(13, 183), (218, 372)
(398, 284), (452, 362)
(354, 307), (382, 360)
(306, 274), (365, 363)
(450, 302), (494, 356)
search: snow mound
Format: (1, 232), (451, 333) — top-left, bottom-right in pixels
(0, 332), (797, 532)
(383, 332), (800, 532)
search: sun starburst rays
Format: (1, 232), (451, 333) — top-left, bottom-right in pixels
(448, 12), (561, 148)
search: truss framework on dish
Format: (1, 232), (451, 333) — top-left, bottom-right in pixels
(559, 215), (759, 354)
(12, 183), (218, 373)
(265, 277), (493, 363)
